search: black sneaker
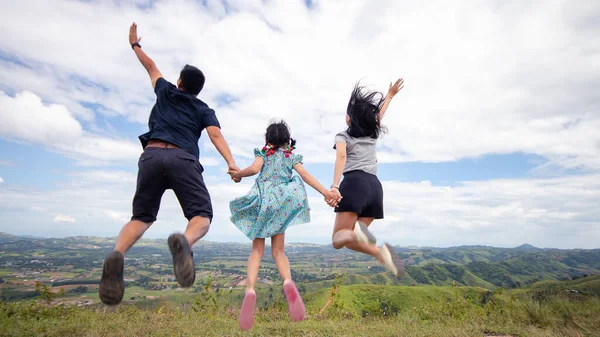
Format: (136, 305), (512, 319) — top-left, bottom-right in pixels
(380, 243), (405, 278)
(99, 251), (125, 305)
(168, 233), (196, 287)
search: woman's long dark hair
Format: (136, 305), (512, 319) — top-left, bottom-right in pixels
(346, 83), (386, 138)
(265, 120), (296, 148)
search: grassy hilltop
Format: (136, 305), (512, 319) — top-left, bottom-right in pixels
(1, 233), (599, 336)
(1, 276), (599, 336)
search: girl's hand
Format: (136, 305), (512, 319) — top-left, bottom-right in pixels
(387, 78), (404, 98)
(227, 169), (242, 183)
(323, 189), (342, 207)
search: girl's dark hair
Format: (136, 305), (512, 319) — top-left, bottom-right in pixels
(265, 120), (296, 148)
(346, 83), (386, 138)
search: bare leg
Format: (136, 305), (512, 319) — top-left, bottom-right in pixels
(358, 217), (376, 227)
(183, 216), (211, 246)
(331, 216), (375, 248)
(114, 220), (152, 255)
(331, 212), (358, 248)
(271, 233), (292, 284)
(246, 238), (265, 292)
(272, 233), (305, 321)
(332, 213), (382, 262)
(239, 238), (263, 330)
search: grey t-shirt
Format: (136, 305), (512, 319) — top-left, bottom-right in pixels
(334, 130), (378, 175)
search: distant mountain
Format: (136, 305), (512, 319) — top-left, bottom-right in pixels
(514, 243), (541, 251)
(0, 232), (598, 291)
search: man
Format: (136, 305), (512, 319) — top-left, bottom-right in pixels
(99, 23), (240, 305)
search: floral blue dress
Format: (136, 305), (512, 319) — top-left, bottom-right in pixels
(229, 147), (311, 240)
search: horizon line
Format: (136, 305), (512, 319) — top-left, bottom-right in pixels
(2, 231), (597, 250)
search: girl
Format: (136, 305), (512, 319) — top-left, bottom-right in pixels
(228, 120), (340, 331)
(328, 78), (406, 278)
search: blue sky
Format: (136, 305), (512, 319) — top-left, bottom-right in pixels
(0, 0), (599, 249)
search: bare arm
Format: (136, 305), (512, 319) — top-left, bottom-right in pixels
(378, 94), (393, 121)
(332, 142), (347, 188)
(378, 78), (404, 121)
(206, 126), (237, 169)
(231, 157), (264, 179)
(294, 163), (329, 196)
(129, 23), (163, 88)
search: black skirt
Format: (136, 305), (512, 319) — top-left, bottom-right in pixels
(334, 170), (384, 219)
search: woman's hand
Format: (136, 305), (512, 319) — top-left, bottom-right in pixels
(323, 188), (342, 207)
(387, 78), (404, 98)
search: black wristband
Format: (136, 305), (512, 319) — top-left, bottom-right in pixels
(131, 42), (141, 49)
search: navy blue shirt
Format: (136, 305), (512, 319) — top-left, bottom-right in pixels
(138, 78), (220, 159)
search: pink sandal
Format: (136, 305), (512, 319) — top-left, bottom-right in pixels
(283, 281), (305, 322)
(239, 290), (256, 330)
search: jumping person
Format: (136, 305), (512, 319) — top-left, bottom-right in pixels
(98, 23), (240, 305)
(328, 79), (406, 278)
(228, 120), (340, 330)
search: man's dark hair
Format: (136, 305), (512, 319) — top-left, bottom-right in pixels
(179, 64), (205, 96)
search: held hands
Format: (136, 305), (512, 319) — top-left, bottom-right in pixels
(129, 22), (142, 45)
(387, 78), (404, 98)
(323, 188), (342, 208)
(227, 163), (242, 183)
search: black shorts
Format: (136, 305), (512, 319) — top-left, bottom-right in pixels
(334, 170), (384, 219)
(131, 147), (212, 223)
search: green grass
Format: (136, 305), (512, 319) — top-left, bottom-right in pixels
(2, 276), (600, 336)
(2, 287), (599, 337)
(526, 275), (600, 295)
(0, 270), (13, 277)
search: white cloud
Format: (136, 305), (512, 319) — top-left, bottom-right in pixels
(370, 176), (600, 249)
(53, 214), (76, 223)
(0, 91), (142, 164)
(0, 0), (599, 248)
(104, 210), (129, 223)
(200, 156), (222, 167)
(0, 0), (598, 169)
(0, 176), (4, 184)
(0, 91), (82, 143)
(0, 169), (598, 248)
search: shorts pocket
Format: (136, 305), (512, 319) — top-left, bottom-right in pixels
(176, 151), (198, 162)
(139, 152), (155, 162)
(176, 150), (204, 173)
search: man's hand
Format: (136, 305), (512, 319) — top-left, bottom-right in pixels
(129, 22), (142, 45)
(387, 78), (404, 98)
(228, 163), (240, 174)
(227, 163), (242, 183)
(128, 22), (162, 88)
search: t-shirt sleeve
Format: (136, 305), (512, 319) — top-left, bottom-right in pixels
(202, 109), (221, 128)
(254, 148), (266, 160)
(292, 153), (303, 166)
(154, 77), (173, 95)
(333, 131), (348, 149)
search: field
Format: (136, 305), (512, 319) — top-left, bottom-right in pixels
(2, 276), (600, 336)
(1, 233), (599, 336)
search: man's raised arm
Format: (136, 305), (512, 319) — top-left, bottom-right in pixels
(129, 22), (163, 88)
